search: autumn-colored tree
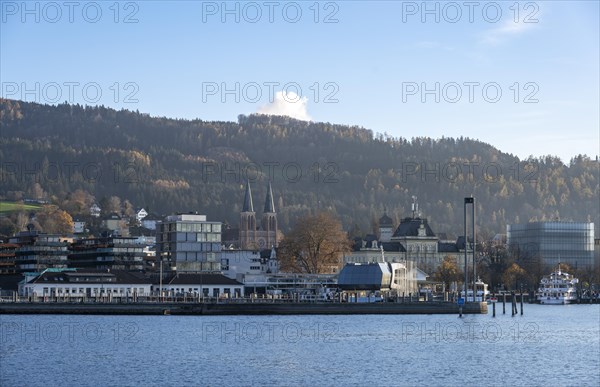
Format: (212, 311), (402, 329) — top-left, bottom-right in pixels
(122, 199), (135, 218)
(62, 189), (95, 215)
(35, 205), (74, 234)
(100, 196), (122, 215)
(434, 256), (463, 289)
(278, 212), (351, 274)
(502, 263), (527, 290)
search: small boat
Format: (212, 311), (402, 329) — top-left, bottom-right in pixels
(536, 266), (578, 304)
(460, 278), (489, 302)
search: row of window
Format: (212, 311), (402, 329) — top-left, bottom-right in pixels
(38, 287), (147, 294)
(175, 252), (219, 262)
(161, 222), (222, 233)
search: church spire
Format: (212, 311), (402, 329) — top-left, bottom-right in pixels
(242, 180), (254, 212)
(264, 182), (275, 213)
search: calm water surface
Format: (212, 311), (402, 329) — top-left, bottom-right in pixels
(1, 304), (599, 386)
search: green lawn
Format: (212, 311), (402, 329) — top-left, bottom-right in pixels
(0, 201), (42, 213)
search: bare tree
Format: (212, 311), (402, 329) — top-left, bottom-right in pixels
(278, 212), (351, 274)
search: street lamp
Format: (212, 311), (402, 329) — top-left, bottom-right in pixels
(464, 196), (475, 302)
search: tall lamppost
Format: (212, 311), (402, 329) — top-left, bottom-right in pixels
(464, 197), (475, 301)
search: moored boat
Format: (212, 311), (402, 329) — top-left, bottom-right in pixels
(460, 278), (489, 302)
(536, 266), (578, 304)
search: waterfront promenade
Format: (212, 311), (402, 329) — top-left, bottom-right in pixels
(0, 297), (488, 315)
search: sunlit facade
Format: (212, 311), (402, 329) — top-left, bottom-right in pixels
(507, 222), (595, 270)
(156, 214), (222, 273)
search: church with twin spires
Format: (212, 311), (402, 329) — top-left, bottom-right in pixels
(239, 181), (279, 250)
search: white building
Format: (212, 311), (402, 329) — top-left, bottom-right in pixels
(220, 247), (279, 284)
(155, 273), (244, 298)
(19, 268), (152, 298)
(136, 208), (148, 222)
(90, 204), (101, 217)
(346, 210), (465, 273)
(73, 219), (86, 234)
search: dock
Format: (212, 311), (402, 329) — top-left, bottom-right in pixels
(0, 301), (488, 315)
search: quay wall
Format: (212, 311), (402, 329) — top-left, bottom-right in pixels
(0, 301), (488, 315)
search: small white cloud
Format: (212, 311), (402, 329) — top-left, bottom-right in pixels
(481, 19), (538, 45)
(257, 90), (311, 121)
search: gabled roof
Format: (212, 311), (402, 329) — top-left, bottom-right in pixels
(438, 241), (459, 253)
(455, 236), (473, 250)
(379, 213), (393, 227)
(381, 242), (406, 252)
(392, 218), (436, 238)
(352, 238), (406, 252)
(28, 269), (150, 285)
(165, 273), (243, 286)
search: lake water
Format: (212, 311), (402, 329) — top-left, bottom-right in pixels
(1, 304), (599, 386)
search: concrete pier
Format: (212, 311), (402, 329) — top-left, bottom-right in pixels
(0, 301), (488, 316)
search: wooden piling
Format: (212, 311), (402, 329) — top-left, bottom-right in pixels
(520, 292), (524, 315)
(511, 292), (516, 316)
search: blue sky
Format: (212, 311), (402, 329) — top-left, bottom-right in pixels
(1, 0), (598, 162)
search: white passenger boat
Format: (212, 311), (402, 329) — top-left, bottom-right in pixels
(460, 278), (489, 302)
(536, 266), (578, 304)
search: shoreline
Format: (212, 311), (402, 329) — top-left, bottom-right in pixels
(0, 301), (488, 315)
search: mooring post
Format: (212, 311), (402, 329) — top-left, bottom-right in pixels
(511, 292), (515, 316)
(520, 291), (524, 315)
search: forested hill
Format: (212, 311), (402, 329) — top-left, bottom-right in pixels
(1, 99), (598, 237)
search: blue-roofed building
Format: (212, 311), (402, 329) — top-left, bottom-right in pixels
(337, 261), (417, 294)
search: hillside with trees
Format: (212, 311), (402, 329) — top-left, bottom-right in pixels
(1, 99), (598, 238)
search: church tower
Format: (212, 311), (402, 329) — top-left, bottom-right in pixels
(379, 209), (394, 242)
(261, 182), (278, 248)
(239, 180), (256, 249)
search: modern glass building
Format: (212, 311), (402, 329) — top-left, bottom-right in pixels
(507, 222), (595, 270)
(10, 231), (69, 273)
(69, 236), (146, 271)
(156, 214), (222, 273)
